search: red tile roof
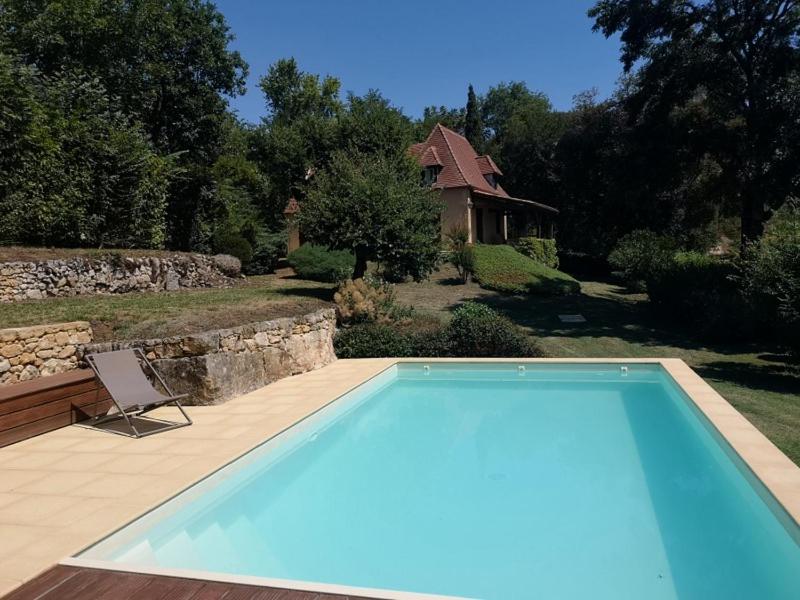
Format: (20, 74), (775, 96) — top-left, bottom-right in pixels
(411, 124), (556, 213)
(476, 155), (503, 176)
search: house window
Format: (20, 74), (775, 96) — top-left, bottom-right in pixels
(484, 174), (497, 189)
(422, 166), (439, 185)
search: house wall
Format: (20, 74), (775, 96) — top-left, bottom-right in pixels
(440, 188), (472, 241)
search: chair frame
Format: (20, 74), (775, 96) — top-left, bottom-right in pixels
(83, 348), (192, 438)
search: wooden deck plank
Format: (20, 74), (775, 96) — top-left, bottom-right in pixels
(126, 577), (185, 600)
(186, 581), (236, 600)
(1, 565), (78, 600)
(157, 579), (206, 600)
(91, 572), (156, 600)
(1, 568), (383, 600)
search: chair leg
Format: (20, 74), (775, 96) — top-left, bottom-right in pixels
(174, 401), (193, 426)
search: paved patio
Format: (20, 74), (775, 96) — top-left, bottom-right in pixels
(0, 359), (394, 597)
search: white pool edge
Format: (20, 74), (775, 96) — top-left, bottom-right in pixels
(58, 557), (474, 600)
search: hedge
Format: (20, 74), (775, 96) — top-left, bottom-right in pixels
(646, 251), (751, 340)
(513, 237), (559, 269)
(333, 302), (543, 358)
(288, 244), (355, 283)
(471, 244), (580, 295)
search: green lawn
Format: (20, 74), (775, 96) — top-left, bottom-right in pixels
(396, 266), (800, 465)
(0, 271), (334, 341)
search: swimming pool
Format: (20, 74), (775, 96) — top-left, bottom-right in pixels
(75, 362), (800, 599)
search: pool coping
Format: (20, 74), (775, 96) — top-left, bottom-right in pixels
(2, 358), (799, 599)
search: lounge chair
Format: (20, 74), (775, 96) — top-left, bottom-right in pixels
(83, 348), (192, 438)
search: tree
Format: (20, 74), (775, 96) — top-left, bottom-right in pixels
(415, 105), (465, 139)
(1, 0), (249, 250)
(339, 90), (415, 158)
(464, 84), (485, 152)
(259, 57), (340, 124)
(298, 151), (443, 280)
(0, 55), (175, 248)
(554, 89), (724, 257)
(252, 58), (342, 218)
(1, 0), (247, 160)
(482, 82), (552, 141)
(589, 0), (800, 245)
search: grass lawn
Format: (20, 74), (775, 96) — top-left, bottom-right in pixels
(0, 270), (335, 341)
(396, 265), (800, 465)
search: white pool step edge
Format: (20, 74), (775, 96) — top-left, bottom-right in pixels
(59, 556), (475, 600)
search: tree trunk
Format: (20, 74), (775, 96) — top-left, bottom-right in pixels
(352, 248), (368, 280)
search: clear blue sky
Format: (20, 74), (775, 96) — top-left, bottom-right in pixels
(214, 0), (622, 123)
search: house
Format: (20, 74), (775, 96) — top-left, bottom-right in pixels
(410, 124), (558, 244)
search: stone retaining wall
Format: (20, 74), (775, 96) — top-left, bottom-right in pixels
(80, 308), (337, 404)
(0, 253), (238, 303)
(0, 322), (93, 385)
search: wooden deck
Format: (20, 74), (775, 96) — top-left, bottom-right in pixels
(0, 369), (110, 447)
(2, 566), (381, 600)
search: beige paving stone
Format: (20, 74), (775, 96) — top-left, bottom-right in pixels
(9, 437), (82, 452)
(91, 453), (169, 475)
(0, 492), (24, 509)
(47, 452), (115, 472)
(0, 469), (49, 492)
(69, 473), (164, 499)
(0, 524), (49, 558)
(16, 471), (101, 495)
(139, 454), (194, 474)
(0, 494), (78, 525)
(38, 497), (115, 528)
(0, 450), (25, 466)
(0, 578), (22, 597)
(0, 556), (49, 585)
(1, 451), (72, 470)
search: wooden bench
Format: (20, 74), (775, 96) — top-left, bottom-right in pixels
(0, 370), (110, 447)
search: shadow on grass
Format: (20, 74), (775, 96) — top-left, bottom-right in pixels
(273, 285), (336, 302)
(442, 285), (772, 359)
(695, 361), (800, 395)
(438, 277), (468, 286)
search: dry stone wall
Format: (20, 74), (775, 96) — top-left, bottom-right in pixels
(0, 254), (237, 303)
(0, 322), (92, 384)
(80, 308), (337, 404)
(1, 310), (337, 404)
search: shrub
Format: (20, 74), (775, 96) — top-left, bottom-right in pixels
(608, 230), (678, 290)
(211, 254), (242, 277)
(740, 202), (800, 353)
(442, 302), (543, 357)
(334, 278), (396, 324)
(334, 302), (542, 358)
(513, 237), (559, 269)
(445, 226), (474, 283)
(212, 231), (253, 267)
(647, 251), (751, 340)
(334, 323), (414, 358)
(246, 231), (285, 275)
(471, 245), (580, 295)
(288, 244), (355, 282)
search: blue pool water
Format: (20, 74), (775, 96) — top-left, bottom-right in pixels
(81, 363), (800, 599)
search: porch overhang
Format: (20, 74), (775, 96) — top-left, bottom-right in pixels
(472, 190), (558, 214)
